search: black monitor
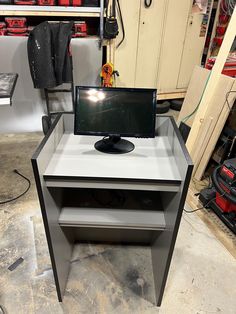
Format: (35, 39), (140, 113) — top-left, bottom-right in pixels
(74, 86), (157, 154)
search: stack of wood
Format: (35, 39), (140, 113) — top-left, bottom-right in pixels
(178, 7), (236, 181)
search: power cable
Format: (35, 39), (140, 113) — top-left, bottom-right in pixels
(184, 177), (236, 214)
(0, 170), (31, 205)
(116, 0), (125, 48)
(184, 196), (216, 213)
(181, 87), (236, 126)
(180, 72), (211, 124)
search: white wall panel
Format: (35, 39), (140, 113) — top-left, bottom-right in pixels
(0, 37), (102, 133)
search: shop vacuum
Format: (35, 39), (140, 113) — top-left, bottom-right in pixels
(199, 158), (236, 234)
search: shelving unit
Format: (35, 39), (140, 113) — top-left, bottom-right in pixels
(32, 114), (193, 306)
(0, 3), (104, 133)
(0, 1), (104, 41)
(0, 5), (100, 17)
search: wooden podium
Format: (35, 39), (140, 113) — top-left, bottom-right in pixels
(32, 113), (192, 306)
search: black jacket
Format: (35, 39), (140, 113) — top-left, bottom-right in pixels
(27, 21), (73, 89)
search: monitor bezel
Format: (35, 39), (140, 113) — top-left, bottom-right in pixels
(74, 86), (157, 138)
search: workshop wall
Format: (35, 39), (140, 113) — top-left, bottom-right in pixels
(0, 37), (102, 133)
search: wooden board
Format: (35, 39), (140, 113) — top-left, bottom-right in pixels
(157, 91), (186, 101)
(177, 66), (210, 127)
(191, 75), (235, 171)
(186, 8), (236, 157)
(194, 79), (236, 180)
(0, 10), (99, 17)
(177, 64), (235, 180)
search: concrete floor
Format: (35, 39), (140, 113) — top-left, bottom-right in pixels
(0, 132), (236, 314)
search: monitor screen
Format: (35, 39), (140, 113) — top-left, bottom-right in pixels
(74, 86), (157, 138)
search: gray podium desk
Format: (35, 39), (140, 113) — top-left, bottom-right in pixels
(32, 113), (193, 306)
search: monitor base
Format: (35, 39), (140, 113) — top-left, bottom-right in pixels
(95, 136), (135, 154)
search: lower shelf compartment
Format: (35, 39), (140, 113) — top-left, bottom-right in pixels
(59, 207), (166, 230)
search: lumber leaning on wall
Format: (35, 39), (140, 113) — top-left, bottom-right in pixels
(194, 79), (236, 180)
(185, 7), (236, 177)
(191, 74), (235, 176)
(177, 66), (235, 180)
(177, 66), (210, 128)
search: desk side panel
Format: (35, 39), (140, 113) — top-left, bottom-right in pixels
(32, 115), (73, 301)
(63, 113), (74, 133)
(152, 117), (193, 305)
(167, 116), (193, 179)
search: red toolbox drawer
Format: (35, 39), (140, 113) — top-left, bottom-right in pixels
(5, 17), (27, 28)
(7, 32), (28, 36)
(72, 32), (87, 38)
(14, 0), (36, 4)
(74, 21), (87, 33)
(37, 0), (55, 5)
(7, 27), (28, 33)
(58, 0), (82, 6)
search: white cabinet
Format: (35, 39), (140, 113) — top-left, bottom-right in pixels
(113, 0), (213, 95)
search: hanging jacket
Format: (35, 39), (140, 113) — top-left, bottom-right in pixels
(27, 21), (73, 89)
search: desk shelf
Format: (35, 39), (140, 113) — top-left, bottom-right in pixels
(59, 207), (166, 230)
(58, 188), (165, 230)
(45, 177), (181, 192)
(32, 113), (193, 306)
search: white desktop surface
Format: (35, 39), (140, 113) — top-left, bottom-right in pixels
(44, 133), (181, 182)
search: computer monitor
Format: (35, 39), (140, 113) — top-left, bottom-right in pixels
(74, 86), (157, 154)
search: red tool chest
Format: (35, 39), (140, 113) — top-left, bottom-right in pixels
(58, 0), (82, 6)
(5, 17), (27, 28)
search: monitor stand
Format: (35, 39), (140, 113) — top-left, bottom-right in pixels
(94, 136), (135, 154)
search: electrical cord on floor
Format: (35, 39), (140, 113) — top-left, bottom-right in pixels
(183, 205), (205, 213)
(184, 172), (236, 214)
(0, 169), (31, 205)
(183, 191), (227, 214)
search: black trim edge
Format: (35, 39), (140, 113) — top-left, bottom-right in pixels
(31, 158), (63, 302)
(168, 115), (193, 166)
(156, 163), (193, 306)
(32, 113), (62, 161)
